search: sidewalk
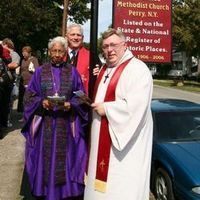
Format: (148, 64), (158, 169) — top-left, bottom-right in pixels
(0, 102), (25, 200)
(0, 128), (25, 200)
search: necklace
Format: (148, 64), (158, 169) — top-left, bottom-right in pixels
(51, 66), (60, 96)
(104, 67), (113, 83)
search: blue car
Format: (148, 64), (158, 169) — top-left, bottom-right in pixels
(151, 99), (200, 200)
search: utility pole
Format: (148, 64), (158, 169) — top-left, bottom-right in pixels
(62, 0), (69, 37)
(89, 0), (99, 98)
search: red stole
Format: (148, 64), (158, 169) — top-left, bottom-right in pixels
(76, 47), (90, 94)
(93, 58), (131, 192)
(64, 47), (90, 93)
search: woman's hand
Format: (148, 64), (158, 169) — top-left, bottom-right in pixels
(42, 99), (53, 110)
(64, 102), (71, 111)
(42, 100), (71, 111)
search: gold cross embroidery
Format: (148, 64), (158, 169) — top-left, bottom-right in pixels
(100, 159), (105, 172)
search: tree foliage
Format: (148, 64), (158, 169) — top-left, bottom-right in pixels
(172, 0), (200, 57)
(68, 0), (90, 24)
(0, 0), (90, 57)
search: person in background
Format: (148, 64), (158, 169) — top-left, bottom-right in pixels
(84, 28), (153, 200)
(0, 44), (12, 137)
(2, 38), (20, 71)
(20, 36), (88, 200)
(65, 23), (100, 94)
(17, 46), (39, 116)
(2, 38), (20, 127)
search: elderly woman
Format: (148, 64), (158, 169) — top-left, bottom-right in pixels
(20, 36), (88, 200)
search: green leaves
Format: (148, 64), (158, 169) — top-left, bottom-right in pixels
(172, 0), (200, 57)
(68, 0), (90, 24)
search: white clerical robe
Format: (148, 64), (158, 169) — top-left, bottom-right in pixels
(84, 50), (153, 200)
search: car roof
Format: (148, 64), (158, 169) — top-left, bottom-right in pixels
(151, 99), (200, 112)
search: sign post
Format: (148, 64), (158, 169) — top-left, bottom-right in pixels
(89, 0), (99, 98)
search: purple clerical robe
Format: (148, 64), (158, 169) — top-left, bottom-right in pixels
(21, 63), (88, 200)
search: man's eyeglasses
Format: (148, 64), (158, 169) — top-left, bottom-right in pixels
(102, 41), (124, 50)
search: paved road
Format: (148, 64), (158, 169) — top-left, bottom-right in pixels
(153, 85), (200, 103)
(0, 86), (199, 200)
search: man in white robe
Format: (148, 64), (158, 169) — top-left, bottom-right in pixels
(84, 28), (153, 200)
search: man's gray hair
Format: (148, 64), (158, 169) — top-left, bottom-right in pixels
(102, 28), (126, 41)
(67, 23), (84, 35)
(48, 36), (68, 50)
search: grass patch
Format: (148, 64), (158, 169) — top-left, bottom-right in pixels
(154, 79), (200, 93)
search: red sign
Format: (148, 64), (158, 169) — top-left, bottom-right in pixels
(113, 0), (172, 63)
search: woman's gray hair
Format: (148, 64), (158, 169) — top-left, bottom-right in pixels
(48, 36), (68, 50)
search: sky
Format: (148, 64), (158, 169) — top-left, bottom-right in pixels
(82, 1), (113, 42)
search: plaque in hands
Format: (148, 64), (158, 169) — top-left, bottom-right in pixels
(47, 95), (66, 106)
(73, 90), (92, 106)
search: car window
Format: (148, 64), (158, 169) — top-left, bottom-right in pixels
(154, 111), (200, 141)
